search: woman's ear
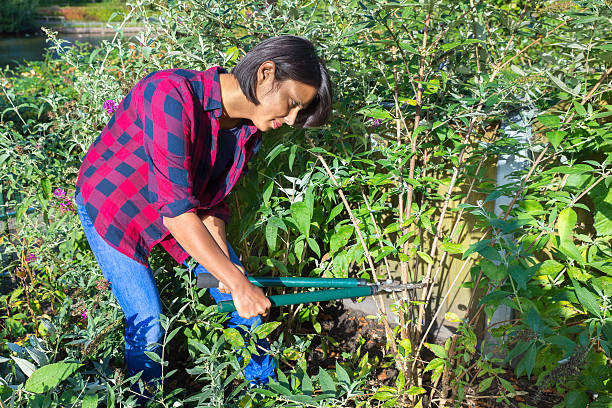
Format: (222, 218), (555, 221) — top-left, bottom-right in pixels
(258, 61), (276, 84)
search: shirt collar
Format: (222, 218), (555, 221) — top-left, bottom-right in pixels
(204, 66), (224, 118)
(205, 66), (260, 138)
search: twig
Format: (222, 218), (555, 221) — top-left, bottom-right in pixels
(407, 3), (431, 342)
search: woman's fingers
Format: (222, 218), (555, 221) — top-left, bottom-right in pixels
(233, 283), (271, 319)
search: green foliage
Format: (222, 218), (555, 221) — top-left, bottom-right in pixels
(0, 0), (39, 33)
(0, 0), (610, 406)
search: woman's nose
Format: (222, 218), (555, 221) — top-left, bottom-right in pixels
(284, 108), (299, 126)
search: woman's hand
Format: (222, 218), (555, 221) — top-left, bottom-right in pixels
(231, 279), (271, 318)
(218, 281), (231, 294)
(219, 265), (246, 294)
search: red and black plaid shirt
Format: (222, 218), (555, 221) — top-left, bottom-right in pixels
(75, 66), (261, 266)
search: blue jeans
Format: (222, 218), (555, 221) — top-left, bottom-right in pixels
(75, 192), (275, 391)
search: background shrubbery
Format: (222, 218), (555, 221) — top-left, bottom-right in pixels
(0, 0), (611, 407)
(0, 0), (40, 34)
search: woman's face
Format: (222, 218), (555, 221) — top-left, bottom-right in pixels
(251, 62), (318, 132)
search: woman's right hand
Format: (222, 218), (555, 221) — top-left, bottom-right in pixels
(231, 279), (271, 318)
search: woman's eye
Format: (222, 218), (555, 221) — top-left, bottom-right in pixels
(291, 100), (298, 108)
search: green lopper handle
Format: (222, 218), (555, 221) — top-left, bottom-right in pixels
(216, 286), (374, 313)
(197, 274), (367, 289)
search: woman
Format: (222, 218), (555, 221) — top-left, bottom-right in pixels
(74, 35), (332, 396)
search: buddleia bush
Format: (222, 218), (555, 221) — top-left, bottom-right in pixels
(0, 0), (610, 407)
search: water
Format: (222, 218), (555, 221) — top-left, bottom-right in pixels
(0, 33), (115, 68)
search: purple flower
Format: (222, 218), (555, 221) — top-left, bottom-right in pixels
(103, 100), (117, 115)
(245, 11), (253, 18)
(370, 118), (382, 127)
(176, 17), (182, 24)
(53, 188), (65, 198)
(81, 309), (88, 321)
(25, 253), (37, 263)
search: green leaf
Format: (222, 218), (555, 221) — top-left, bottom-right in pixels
(424, 343), (447, 359)
(549, 335), (577, 356)
(417, 251), (433, 265)
(253, 322), (282, 338)
(301, 372), (313, 396)
(372, 391), (395, 401)
(546, 164), (594, 175)
(265, 222), (279, 252)
(573, 100), (587, 117)
(593, 187), (612, 237)
(539, 260), (564, 276)
(335, 362), (350, 386)
(463, 239), (493, 260)
(395, 370), (405, 391)
(527, 307), (552, 335)
(330, 225), (353, 255)
(538, 114), (561, 128)
(564, 390), (589, 408)
(423, 358), (443, 373)
(262, 180), (274, 204)
(479, 290), (512, 305)
(481, 259), (507, 281)
(406, 386), (426, 396)
(326, 203), (344, 225)
(223, 328), (245, 349)
(291, 202), (311, 237)
(399, 338), (411, 355)
(269, 380), (292, 396)
(559, 240), (583, 264)
(478, 246), (501, 262)
(318, 367), (336, 395)
(557, 208), (577, 242)
(288, 144), (297, 171)
(440, 242), (464, 254)
(573, 281), (601, 318)
(11, 356), (36, 377)
(507, 340), (531, 363)
(40, 178), (51, 200)
(515, 343), (536, 378)
(547, 74), (577, 96)
(509, 264), (529, 290)
(25, 363), (82, 393)
(265, 217), (286, 252)
(265, 144), (287, 163)
(82, 394), (98, 408)
(358, 107), (392, 119)
(546, 130), (567, 148)
(107, 382), (115, 408)
(294, 237), (305, 260)
(307, 237), (321, 257)
(478, 376), (494, 393)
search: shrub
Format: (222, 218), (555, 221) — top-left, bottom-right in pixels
(0, 0), (39, 33)
(0, 0), (610, 406)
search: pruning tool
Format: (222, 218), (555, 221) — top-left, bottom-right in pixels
(196, 275), (425, 313)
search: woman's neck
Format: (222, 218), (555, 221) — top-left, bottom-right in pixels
(218, 73), (252, 129)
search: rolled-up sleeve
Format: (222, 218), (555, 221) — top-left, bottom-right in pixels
(142, 77), (200, 218)
(199, 200), (230, 224)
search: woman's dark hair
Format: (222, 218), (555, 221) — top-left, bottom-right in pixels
(231, 35), (332, 128)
